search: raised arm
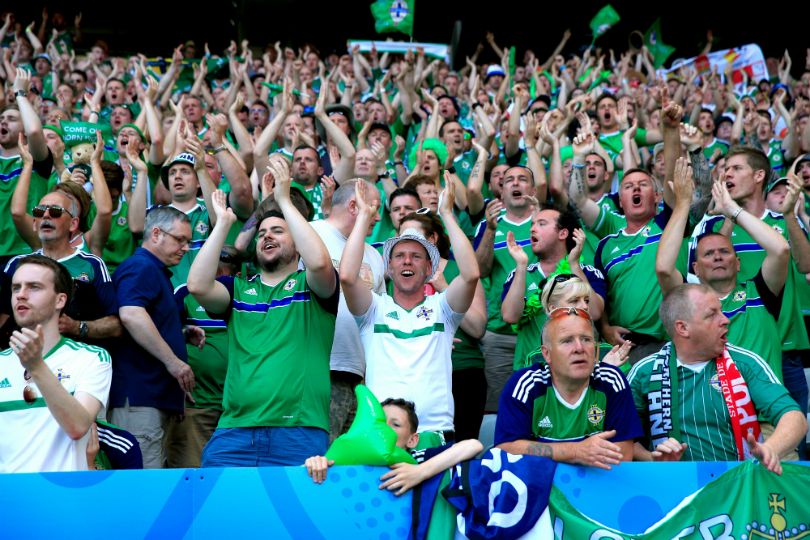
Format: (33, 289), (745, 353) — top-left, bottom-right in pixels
(86, 130), (112, 256)
(314, 81), (355, 183)
(713, 180), (790, 293)
(500, 231), (529, 324)
(339, 181), (377, 316)
(10, 135), (40, 248)
(474, 199), (504, 277)
(440, 174), (479, 313)
(271, 160), (336, 297)
(207, 113), (254, 219)
(15, 69), (49, 161)
(781, 171), (810, 274)
(187, 190), (237, 314)
(466, 141), (489, 217)
(656, 158), (691, 296)
(568, 133), (601, 227)
(125, 142), (150, 234)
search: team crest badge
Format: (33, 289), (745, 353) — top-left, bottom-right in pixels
(117, 216), (127, 226)
(709, 374), (722, 392)
(742, 493), (798, 540)
(733, 290), (746, 302)
(196, 222), (209, 236)
(77, 272), (90, 282)
(416, 306), (433, 320)
(586, 405), (604, 425)
(642, 226), (651, 237)
(772, 225), (783, 235)
(55, 369), (71, 383)
(283, 279), (297, 291)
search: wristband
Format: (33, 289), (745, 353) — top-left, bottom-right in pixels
(79, 321), (89, 339)
(446, 166), (457, 174)
(730, 207), (744, 223)
(14, 90), (28, 98)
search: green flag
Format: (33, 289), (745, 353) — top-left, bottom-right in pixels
(589, 5), (620, 41)
(645, 18), (676, 68)
(370, 0), (415, 36)
(549, 461), (810, 539)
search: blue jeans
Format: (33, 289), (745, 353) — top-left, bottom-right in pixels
(782, 351), (809, 460)
(201, 426), (329, 467)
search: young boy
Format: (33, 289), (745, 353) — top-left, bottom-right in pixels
(306, 398), (483, 495)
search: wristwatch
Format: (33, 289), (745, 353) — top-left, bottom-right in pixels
(79, 321), (89, 339)
(14, 90), (28, 98)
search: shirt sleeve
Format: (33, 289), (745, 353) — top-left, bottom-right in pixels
(602, 365), (644, 443)
(582, 265), (607, 301)
(438, 290), (465, 331)
(493, 371), (536, 445)
(354, 291), (381, 333)
(310, 268), (340, 315)
(741, 352), (800, 426)
(75, 346), (113, 408)
(205, 275), (235, 321)
(91, 260), (118, 317)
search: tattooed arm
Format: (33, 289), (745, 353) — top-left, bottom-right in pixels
(688, 147), (714, 224)
(568, 133), (601, 228)
(497, 432), (633, 469)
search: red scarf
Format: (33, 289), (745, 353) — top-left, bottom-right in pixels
(716, 348), (762, 460)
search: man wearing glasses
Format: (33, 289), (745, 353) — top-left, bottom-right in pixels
(110, 206), (195, 468)
(495, 308), (642, 469)
(0, 255), (112, 472)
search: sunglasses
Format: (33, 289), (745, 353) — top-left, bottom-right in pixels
(32, 205), (73, 219)
(23, 370), (37, 404)
(547, 306), (591, 322)
(545, 273), (577, 300)
(415, 207), (432, 215)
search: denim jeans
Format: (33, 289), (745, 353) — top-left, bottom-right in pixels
(201, 426), (329, 467)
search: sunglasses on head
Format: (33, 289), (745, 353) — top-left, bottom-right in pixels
(547, 306), (591, 322)
(32, 205), (73, 219)
(545, 273), (577, 300)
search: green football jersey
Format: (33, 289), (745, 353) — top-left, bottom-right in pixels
(102, 200), (136, 273)
(693, 211), (810, 351)
(218, 271), (336, 431)
(169, 199), (211, 288)
(629, 343), (799, 461)
(474, 212), (536, 335)
(0, 154), (50, 256)
(183, 293), (228, 410)
(443, 258), (485, 370)
(722, 279), (783, 379)
(702, 137), (729, 161)
(592, 205), (686, 340)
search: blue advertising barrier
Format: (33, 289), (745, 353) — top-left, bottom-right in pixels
(0, 462), (805, 538)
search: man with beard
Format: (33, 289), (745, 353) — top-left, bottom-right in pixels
(188, 160), (339, 466)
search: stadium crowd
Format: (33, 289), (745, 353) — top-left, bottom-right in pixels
(0, 8), (808, 485)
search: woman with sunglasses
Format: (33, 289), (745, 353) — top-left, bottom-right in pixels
(394, 209), (488, 442)
(502, 226), (632, 372)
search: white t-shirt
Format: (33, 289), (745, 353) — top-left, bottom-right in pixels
(0, 337), (112, 473)
(355, 291), (464, 432)
(311, 219), (385, 376)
